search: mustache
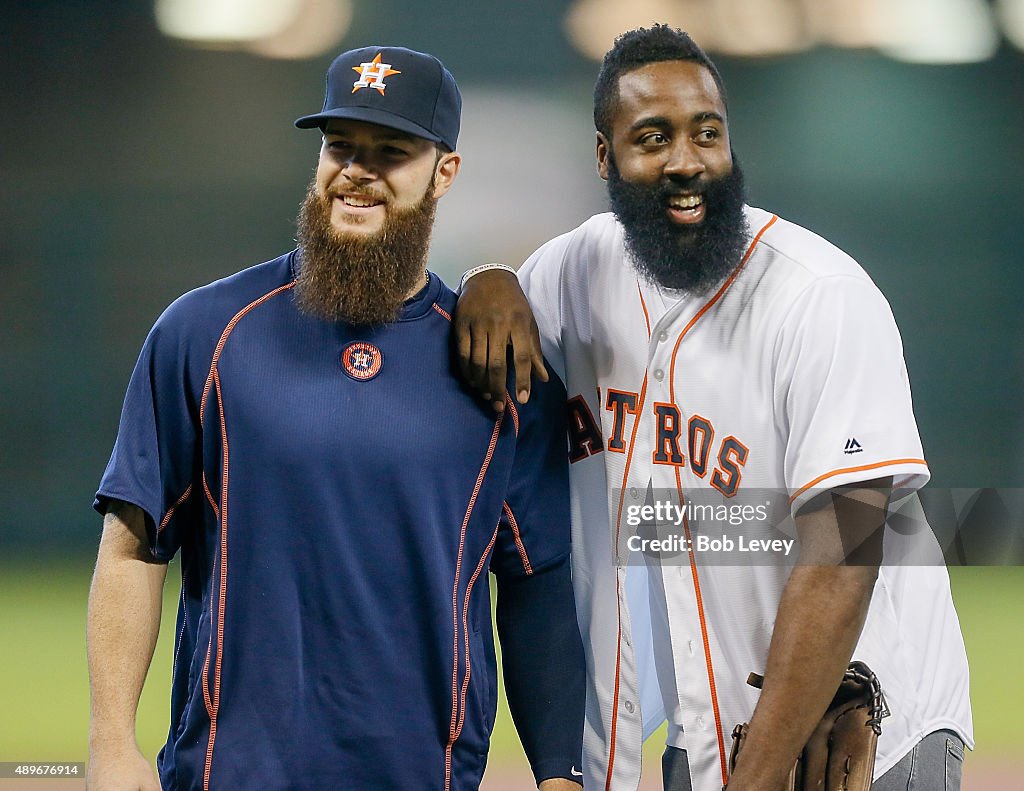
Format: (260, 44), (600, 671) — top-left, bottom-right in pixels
(653, 174), (712, 197)
(324, 184), (390, 203)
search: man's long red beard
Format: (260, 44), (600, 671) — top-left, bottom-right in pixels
(294, 180), (437, 325)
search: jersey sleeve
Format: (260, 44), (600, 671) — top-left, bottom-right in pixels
(517, 232), (574, 382)
(490, 368), (571, 579)
(93, 295), (207, 560)
(773, 275), (930, 513)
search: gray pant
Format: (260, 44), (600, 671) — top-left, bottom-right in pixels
(662, 730), (965, 791)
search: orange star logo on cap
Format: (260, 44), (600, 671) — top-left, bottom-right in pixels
(351, 53), (402, 95)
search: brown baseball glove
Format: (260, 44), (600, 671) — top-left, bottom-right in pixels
(728, 661), (890, 791)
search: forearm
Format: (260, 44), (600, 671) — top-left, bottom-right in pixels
(727, 565), (876, 790)
(87, 504), (168, 752)
(496, 559), (585, 787)
(728, 483), (888, 790)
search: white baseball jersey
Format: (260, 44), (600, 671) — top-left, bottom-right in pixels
(517, 207), (973, 791)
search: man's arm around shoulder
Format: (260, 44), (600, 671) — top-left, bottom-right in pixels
(454, 267), (547, 412)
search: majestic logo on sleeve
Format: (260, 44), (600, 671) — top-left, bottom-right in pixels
(341, 341), (383, 381)
(844, 437), (863, 455)
(352, 53), (401, 94)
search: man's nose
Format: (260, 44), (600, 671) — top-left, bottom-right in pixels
(663, 141), (705, 180)
(340, 151), (377, 183)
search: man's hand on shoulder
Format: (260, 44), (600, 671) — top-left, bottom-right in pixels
(454, 266), (547, 412)
(538, 778), (583, 790)
(86, 745), (160, 791)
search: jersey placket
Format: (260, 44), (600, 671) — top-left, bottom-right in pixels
(644, 289), (730, 781)
(598, 277), (655, 791)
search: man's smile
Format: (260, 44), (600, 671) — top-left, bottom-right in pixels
(667, 192), (705, 224)
(332, 191), (387, 216)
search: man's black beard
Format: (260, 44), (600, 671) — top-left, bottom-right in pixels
(294, 180), (437, 325)
(606, 155), (749, 293)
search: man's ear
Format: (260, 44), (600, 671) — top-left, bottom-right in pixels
(596, 132), (610, 181)
(432, 151), (462, 198)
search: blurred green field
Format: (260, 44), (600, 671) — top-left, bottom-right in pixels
(0, 563), (1019, 774)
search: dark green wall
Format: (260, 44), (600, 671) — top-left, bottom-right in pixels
(2, 2), (1021, 554)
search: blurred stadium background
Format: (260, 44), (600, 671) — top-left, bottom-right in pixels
(1, 0), (1021, 788)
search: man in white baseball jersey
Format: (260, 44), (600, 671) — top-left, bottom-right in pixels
(454, 25), (972, 791)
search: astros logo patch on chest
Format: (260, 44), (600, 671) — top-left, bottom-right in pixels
(352, 53), (401, 94)
(341, 341), (383, 381)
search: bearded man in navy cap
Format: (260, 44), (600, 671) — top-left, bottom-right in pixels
(86, 46), (585, 791)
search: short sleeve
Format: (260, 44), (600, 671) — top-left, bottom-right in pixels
(518, 233), (572, 381)
(774, 276), (930, 513)
(490, 369), (571, 579)
(94, 297), (206, 560)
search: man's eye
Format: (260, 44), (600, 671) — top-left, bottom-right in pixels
(383, 146), (410, 157)
(640, 133), (668, 147)
(695, 129), (720, 144)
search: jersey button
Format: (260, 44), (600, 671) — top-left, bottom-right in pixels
(653, 369), (664, 381)
(624, 700), (635, 714)
(658, 331), (668, 342)
(697, 715), (706, 730)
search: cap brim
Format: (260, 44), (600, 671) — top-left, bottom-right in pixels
(294, 106), (443, 145)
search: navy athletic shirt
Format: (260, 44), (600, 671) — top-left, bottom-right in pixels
(95, 251), (573, 791)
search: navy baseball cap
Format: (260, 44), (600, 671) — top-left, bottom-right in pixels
(295, 46), (461, 151)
